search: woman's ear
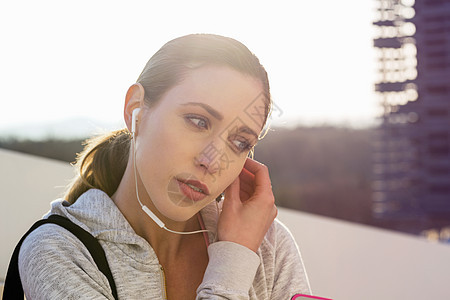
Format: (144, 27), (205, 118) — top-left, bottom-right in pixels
(124, 83), (145, 134)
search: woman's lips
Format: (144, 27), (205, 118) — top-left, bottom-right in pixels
(176, 179), (209, 202)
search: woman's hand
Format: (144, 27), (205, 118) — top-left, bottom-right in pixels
(217, 158), (278, 252)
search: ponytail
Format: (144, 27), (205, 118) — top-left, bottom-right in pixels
(64, 128), (131, 203)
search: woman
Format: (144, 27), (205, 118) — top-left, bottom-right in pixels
(19, 34), (311, 299)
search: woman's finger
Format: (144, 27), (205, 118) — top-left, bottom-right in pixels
(243, 158), (271, 192)
(223, 176), (241, 209)
(239, 166), (254, 182)
(238, 176), (254, 194)
(239, 189), (252, 202)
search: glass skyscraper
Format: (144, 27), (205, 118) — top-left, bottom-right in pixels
(372, 0), (450, 233)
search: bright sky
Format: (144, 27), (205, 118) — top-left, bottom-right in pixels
(0, 0), (378, 136)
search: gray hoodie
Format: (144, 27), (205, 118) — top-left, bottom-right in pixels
(19, 189), (311, 299)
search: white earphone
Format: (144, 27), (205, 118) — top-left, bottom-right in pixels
(131, 108), (141, 137)
(130, 107), (212, 235)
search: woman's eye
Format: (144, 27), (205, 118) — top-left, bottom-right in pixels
(187, 116), (209, 129)
(231, 138), (253, 153)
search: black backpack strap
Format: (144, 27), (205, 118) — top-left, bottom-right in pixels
(2, 215), (118, 300)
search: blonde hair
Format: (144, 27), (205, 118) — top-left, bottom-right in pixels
(65, 34), (272, 203)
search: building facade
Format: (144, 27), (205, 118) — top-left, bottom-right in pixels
(372, 0), (450, 233)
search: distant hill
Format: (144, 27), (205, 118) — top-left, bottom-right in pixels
(0, 138), (85, 163)
(254, 126), (374, 225)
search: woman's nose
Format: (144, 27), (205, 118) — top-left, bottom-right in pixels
(194, 141), (226, 175)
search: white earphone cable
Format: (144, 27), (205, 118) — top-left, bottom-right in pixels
(132, 130), (211, 235)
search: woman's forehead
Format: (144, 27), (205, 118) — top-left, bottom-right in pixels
(161, 66), (266, 128)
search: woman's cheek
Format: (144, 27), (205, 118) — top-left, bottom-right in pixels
(223, 156), (246, 184)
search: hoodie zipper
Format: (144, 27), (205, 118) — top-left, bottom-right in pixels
(159, 265), (167, 299)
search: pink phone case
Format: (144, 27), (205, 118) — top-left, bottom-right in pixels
(291, 294), (333, 300)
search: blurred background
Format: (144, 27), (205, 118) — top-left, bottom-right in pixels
(0, 1), (449, 242)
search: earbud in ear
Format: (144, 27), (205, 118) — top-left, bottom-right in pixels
(216, 193), (224, 202)
(131, 108), (141, 136)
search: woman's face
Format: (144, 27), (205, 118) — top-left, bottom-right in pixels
(134, 65), (267, 222)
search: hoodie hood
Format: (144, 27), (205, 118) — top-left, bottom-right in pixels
(45, 189), (220, 264)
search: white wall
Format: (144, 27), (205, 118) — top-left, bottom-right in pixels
(0, 149), (74, 280)
(278, 208), (450, 299)
(1, 149), (450, 300)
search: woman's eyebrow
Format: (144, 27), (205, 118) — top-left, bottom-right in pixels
(182, 102), (224, 120)
(238, 126), (258, 140)
(182, 101), (259, 138)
